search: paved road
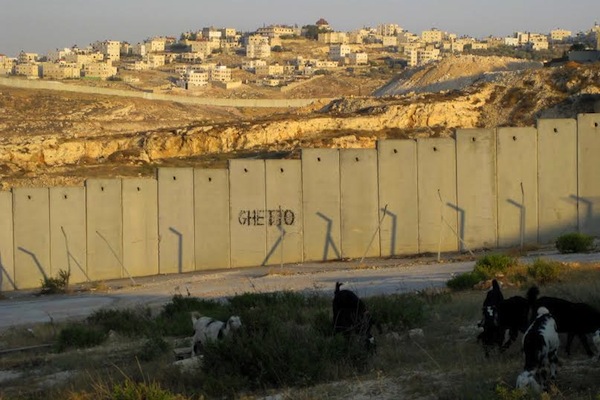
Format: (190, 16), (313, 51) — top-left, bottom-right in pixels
(1, 250), (598, 332)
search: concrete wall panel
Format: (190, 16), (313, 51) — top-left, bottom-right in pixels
(158, 168), (195, 274)
(265, 160), (303, 265)
(577, 114), (600, 236)
(86, 179), (122, 281)
(456, 129), (497, 250)
(50, 187), (87, 284)
(537, 119), (578, 243)
(340, 149), (380, 259)
(13, 188), (50, 289)
(497, 127), (538, 247)
(0, 192), (15, 291)
(123, 178), (159, 278)
(417, 138), (458, 253)
(301, 149), (341, 262)
(229, 159), (266, 268)
(377, 140), (419, 256)
(194, 169), (230, 270)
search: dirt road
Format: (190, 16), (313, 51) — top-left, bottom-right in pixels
(1, 250), (598, 332)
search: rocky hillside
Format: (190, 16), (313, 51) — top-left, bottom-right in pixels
(0, 56), (599, 189)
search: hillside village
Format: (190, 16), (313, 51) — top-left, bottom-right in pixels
(1, 20), (600, 96)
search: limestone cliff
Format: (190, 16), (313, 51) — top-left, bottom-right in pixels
(0, 58), (599, 189)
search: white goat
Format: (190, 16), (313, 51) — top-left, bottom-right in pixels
(516, 307), (559, 392)
(191, 313), (242, 357)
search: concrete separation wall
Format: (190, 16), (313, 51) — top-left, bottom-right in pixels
(50, 186), (87, 284)
(497, 127), (538, 247)
(194, 169), (231, 270)
(265, 160), (303, 265)
(456, 129), (497, 250)
(0, 192), (14, 291)
(158, 168), (195, 274)
(86, 179), (122, 281)
(577, 113), (600, 237)
(2, 114), (600, 291)
(417, 138), (458, 253)
(302, 149), (341, 262)
(537, 119), (578, 243)
(229, 159), (267, 268)
(13, 188), (50, 289)
(123, 178), (159, 278)
(340, 149), (380, 259)
(0, 77), (322, 108)
(377, 139), (419, 256)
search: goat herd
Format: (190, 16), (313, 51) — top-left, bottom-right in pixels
(186, 280), (600, 394)
(479, 279), (600, 392)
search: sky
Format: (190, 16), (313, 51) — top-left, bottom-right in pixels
(0, 0), (598, 57)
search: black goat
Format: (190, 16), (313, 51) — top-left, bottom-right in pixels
(528, 286), (600, 357)
(478, 280), (530, 356)
(516, 306), (560, 392)
(332, 282), (378, 349)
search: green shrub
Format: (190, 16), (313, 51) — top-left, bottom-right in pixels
(109, 379), (186, 400)
(57, 323), (107, 351)
(447, 270), (485, 291)
(40, 269), (70, 295)
(137, 336), (170, 362)
(156, 295), (227, 336)
(527, 258), (564, 284)
(494, 383), (530, 400)
(87, 308), (154, 337)
(368, 293), (428, 331)
(556, 232), (595, 253)
(473, 254), (518, 278)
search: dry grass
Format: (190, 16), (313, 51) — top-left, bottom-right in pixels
(2, 267), (600, 399)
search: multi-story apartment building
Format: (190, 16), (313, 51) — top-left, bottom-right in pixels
(398, 31), (420, 44)
(348, 52), (368, 65)
(329, 43), (351, 61)
(256, 25), (300, 38)
(0, 55), (14, 75)
(382, 36), (398, 47)
(254, 63), (284, 76)
(513, 32), (549, 50)
(93, 40), (121, 61)
(41, 62), (80, 79)
(145, 37), (167, 53)
(409, 47), (440, 67)
(421, 29), (444, 44)
(83, 61), (117, 79)
(120, 42), (131, 56)
(180, 52), (205, 64)
(177, 68), (209, 88)
(47, 48), (72, 62)
(246, 37), (271, 59)
(190, 40), (218, 56)
(209, 65), (231, 82)
(242, 59), (267, 72)
(376, 23), (402, 37)
(219, 28), (237, 38)
(131, 43), (146, 57)
(550, 29), (572, 42)
(402, 41), (424, 55)
(144, 53), (165, 68)
(318, 32), (348, 44)
(471, 42), (488, 50)
(64, 52), (104, 69)
(18, 52), (39, 64)
(348, 29), (368, 44)
(15, 63), (40, 78)
(312, 60), (338, 69)
(202, 27), (222, 42)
